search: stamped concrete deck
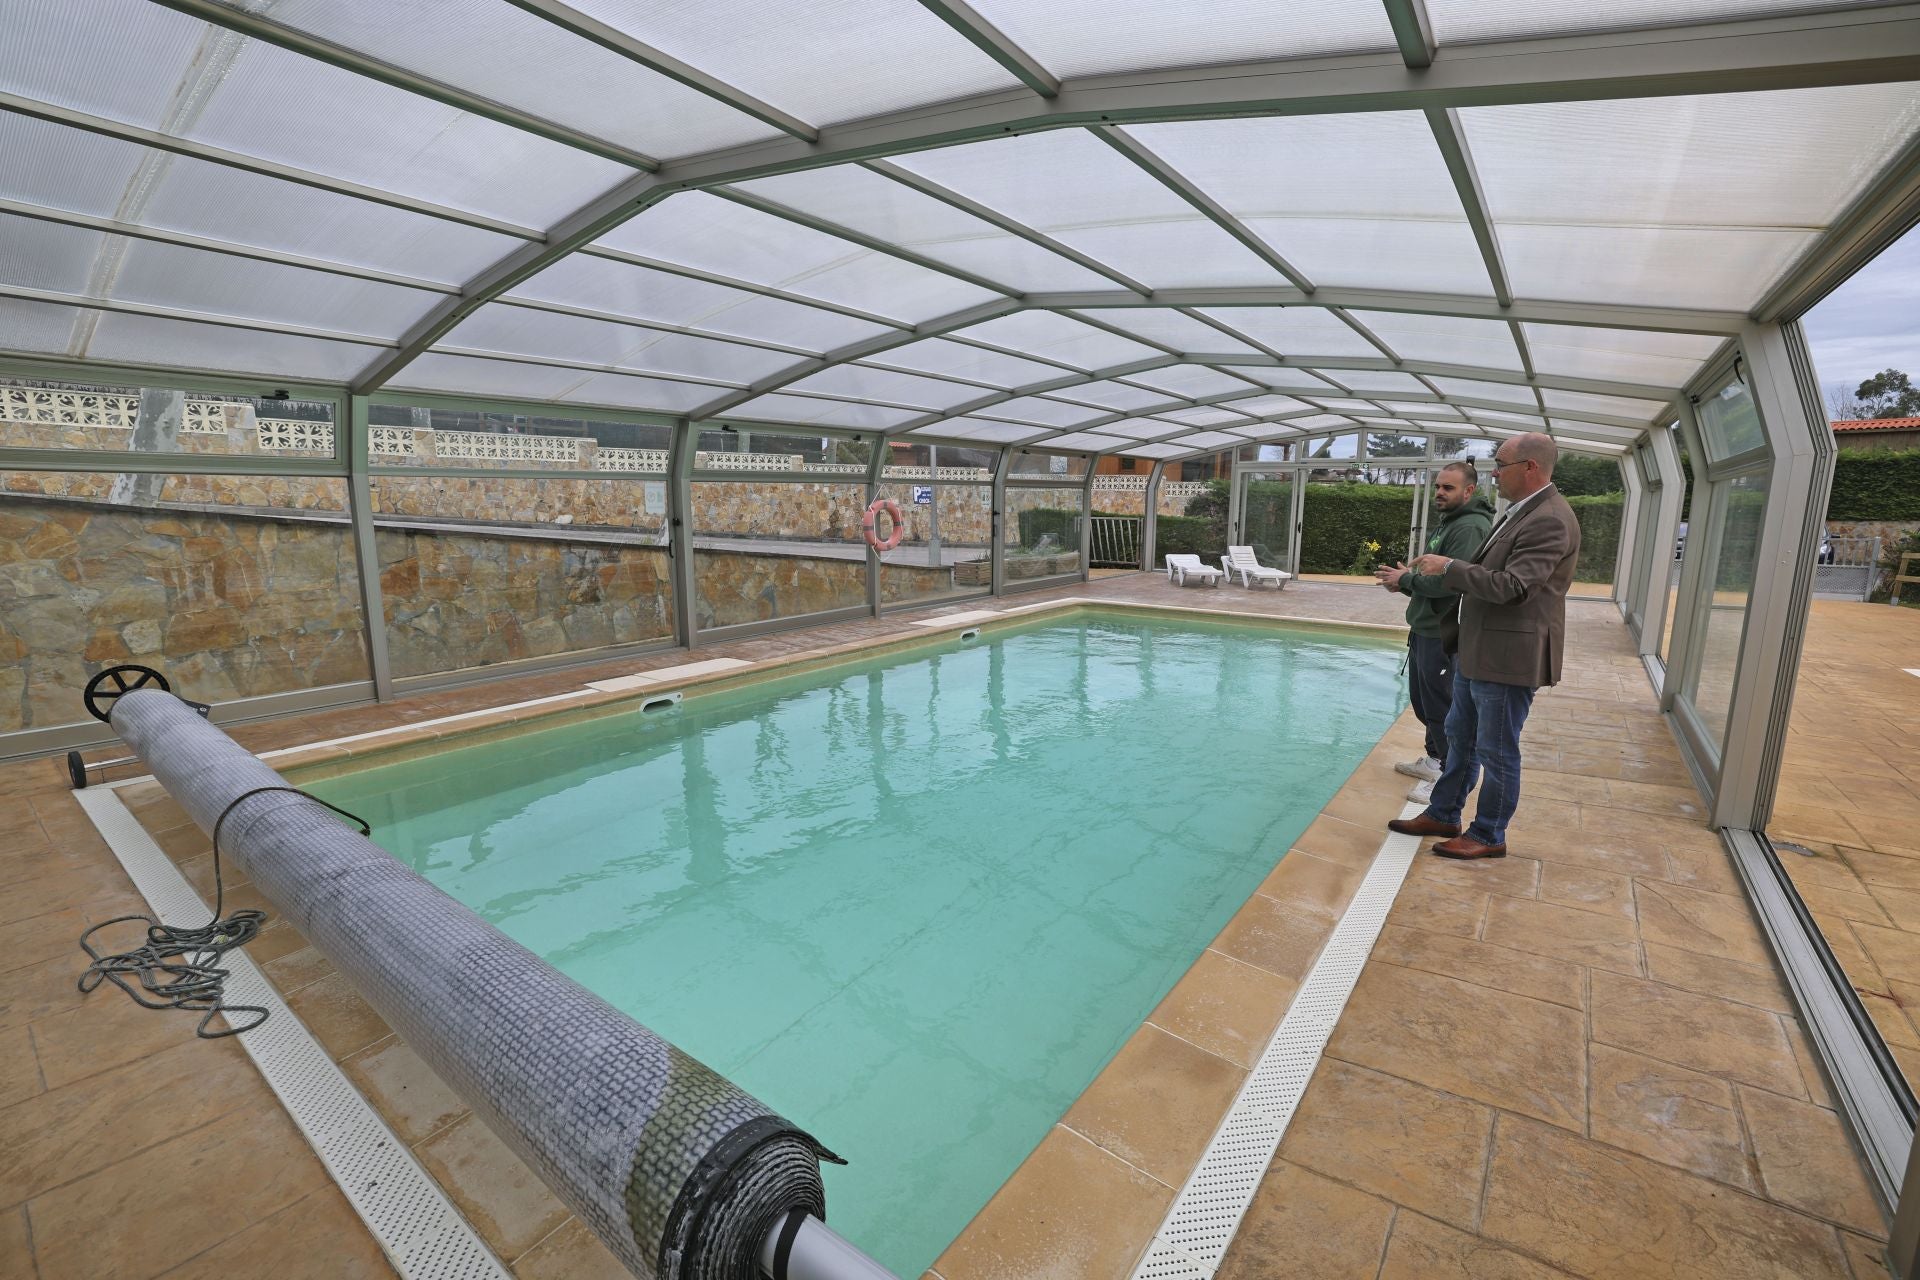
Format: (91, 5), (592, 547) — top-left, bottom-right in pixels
(0, 573), (1900, 1279)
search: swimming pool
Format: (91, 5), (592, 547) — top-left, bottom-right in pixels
(307, 612), (1404, 1274)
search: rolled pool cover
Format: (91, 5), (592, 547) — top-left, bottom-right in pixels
(110, 689), (840, 1280)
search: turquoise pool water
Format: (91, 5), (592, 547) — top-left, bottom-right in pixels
(309, 614), (1403, 1274)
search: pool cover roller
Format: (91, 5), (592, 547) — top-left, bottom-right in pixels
(109, 688), (841, 1280)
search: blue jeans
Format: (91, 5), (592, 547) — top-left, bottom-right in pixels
(1406, 633), (1453, 763)
(1422, 669), (1537, 846)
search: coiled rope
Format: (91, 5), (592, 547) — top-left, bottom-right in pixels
(78, 786), (368, 1038)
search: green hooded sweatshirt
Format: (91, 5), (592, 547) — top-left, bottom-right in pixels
(1399, 487), (1495, 636)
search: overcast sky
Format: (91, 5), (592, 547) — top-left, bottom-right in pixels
(1801, 222), (1920, 407)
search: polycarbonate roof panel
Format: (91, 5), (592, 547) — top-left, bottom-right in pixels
(1280, 414), (1359, 432)
(968, 0), (1395, 77)
(1227, 423), (1303, 439)
(1156, 407), (1253, 427)
(1171, 431), (1242, 452)
(1070, 309), (1259, 354)
(0, 296), (81, 354)
(1540, 389), (1673, 422)
(949, 311), (1158, 370)
(512, 256), (892, 352)
(597, 192), (999, 323)
(1046, 381), (1172, 412)
(1427, 0), (1904, 46)
(1500, 224), (1818, 311)
(1127, 114), (1465, 220)
(1042, 432), (1128, 453)
(1099, 418), (1188, 440)
(3, 0), (208, 127)
(975, 396), (1104, 428)
(83, 311), (383, 381)
(1116, 441), (1188, 459)
(1226, 394), (1313, 417)
(1466, 86), (1920, 227)
(889, 131), (1289, 288)
(784, 365), (985, 411)
(1385, 401), (1462, 419)
(1430, 377), (1539, 407)
(1350, 311), (1525, 373)
(1123, 366), (1254, 398)
(221, 0), (783, 159)
(564, 0), (1021, 126)
(1244, 217), (1494, 295)
(0, 214), (105, 294)
(1461, 407), (1548, 426)
(909, 418), (1046, 443)
(1303, 396), (1385, 413)
(559, 371), (733, 413)
(390, 352), (601, 400)
(109, 238), (440, 338)
(439, 305), (798, 383)
(1232, 367), (1347, 393)
(187, 39), (634, 229)
(1320, 370), (1431, 395)
(726, 393), (920, 430)
(1522, 324), (1724, 387)
(863, 338), (1062, 389)
(732, 167), (1113, 293)
(1195, 308), (1381, 358)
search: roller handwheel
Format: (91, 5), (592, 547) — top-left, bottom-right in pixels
(82, 665), (169, 723)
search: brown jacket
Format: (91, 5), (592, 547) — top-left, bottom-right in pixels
(1437, 486), (1581, 689)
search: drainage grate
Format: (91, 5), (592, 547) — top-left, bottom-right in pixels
(1129, 803), (1425, 1279)
(76, 788), (509, 1280)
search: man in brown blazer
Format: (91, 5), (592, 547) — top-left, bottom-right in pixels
(1387, 433), (1581, 859)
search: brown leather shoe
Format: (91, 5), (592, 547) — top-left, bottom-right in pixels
(1388, 815), (1463, 838)
(1432, 835), (1508, 859)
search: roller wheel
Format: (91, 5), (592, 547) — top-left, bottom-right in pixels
(67, 750), (88, 791)
(82, 665), (169, 724)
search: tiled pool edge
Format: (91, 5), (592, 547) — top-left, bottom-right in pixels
(109, 602), (1426, 1280)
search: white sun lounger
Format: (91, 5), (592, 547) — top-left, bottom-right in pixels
(1165, 553), (1224, 587)
(1223, 545), (1292, 589)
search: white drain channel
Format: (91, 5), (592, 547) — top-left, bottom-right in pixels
(1130, 804), (1425, 1279)
(76, 787), (509, 1280)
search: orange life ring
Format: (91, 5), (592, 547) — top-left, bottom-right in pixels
(863, 496), (905, 552)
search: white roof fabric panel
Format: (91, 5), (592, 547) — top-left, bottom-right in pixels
(949, 312), (1158, 370)
(864, 338), (1064, 388)
(784, 365), (984, 411)
(1522, 325), (1723, 388)
(1123, 366), (1255, 398)
(1196, 308), (1381, 358)
(513, 257), (892, 352)
(1351, 311), (1526, 373)
(1071, 309), (1260, 354)
(966, 0), (1395, 77)
(565, 0), (1021, 127)
(732, 167), (1114, 293)
(597, 193), (1001, 323)
(889, 132), (1289, 288)
(440, 306), (798, 384)
(233, 0), (783, 160)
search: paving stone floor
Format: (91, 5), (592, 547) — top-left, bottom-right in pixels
(0, 574), (1903, 1279)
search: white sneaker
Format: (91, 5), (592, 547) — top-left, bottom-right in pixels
(1394, 755), (1442, 782)
(1407, 779), (1435, 804)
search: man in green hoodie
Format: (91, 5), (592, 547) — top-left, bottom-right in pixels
(1374, 461), (1495, 803)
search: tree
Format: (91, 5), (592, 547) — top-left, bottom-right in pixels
(1551, 454), (1625, 497)
(1826, 381), (1868, 420)
(1855, 369), (1920, 419)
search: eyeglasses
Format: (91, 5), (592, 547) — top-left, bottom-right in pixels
(1489, 456), (1534, 473)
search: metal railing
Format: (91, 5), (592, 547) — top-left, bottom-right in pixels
(1812, 534), (1882, 601)
(1090, 515), (1143, 567)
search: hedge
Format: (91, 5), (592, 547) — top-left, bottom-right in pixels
(1830, 448), (1920, 520)
(1566, 495), (1623, 583)
(1016, 506), (1082, 551)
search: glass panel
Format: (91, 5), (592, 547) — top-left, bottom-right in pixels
(1661, 450), (1695, 665)
(1695, 373), (1768, 460)
(692, 479), (868, 629)
(2, 376), (339, 460)
(372, 473), (672, 678)
(1364, 432), (1429, 474)
(1435, 435), (1498, 460)
(1238, 472), (1295, 568)
(1010, 450), (1090, 479)
(1680, 468), (1771, 754)
(875, 475), (993, 608)
(367, 403), (671, 472)
(1301, 473), (1413, 574)
(1003, 485), (1085, 582)
(0, 469), (366, 732)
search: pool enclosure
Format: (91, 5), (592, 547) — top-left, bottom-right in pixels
(3, 0), (1920, 1266)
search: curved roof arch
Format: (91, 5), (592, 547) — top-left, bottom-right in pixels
(2, 0), (1918, 460)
